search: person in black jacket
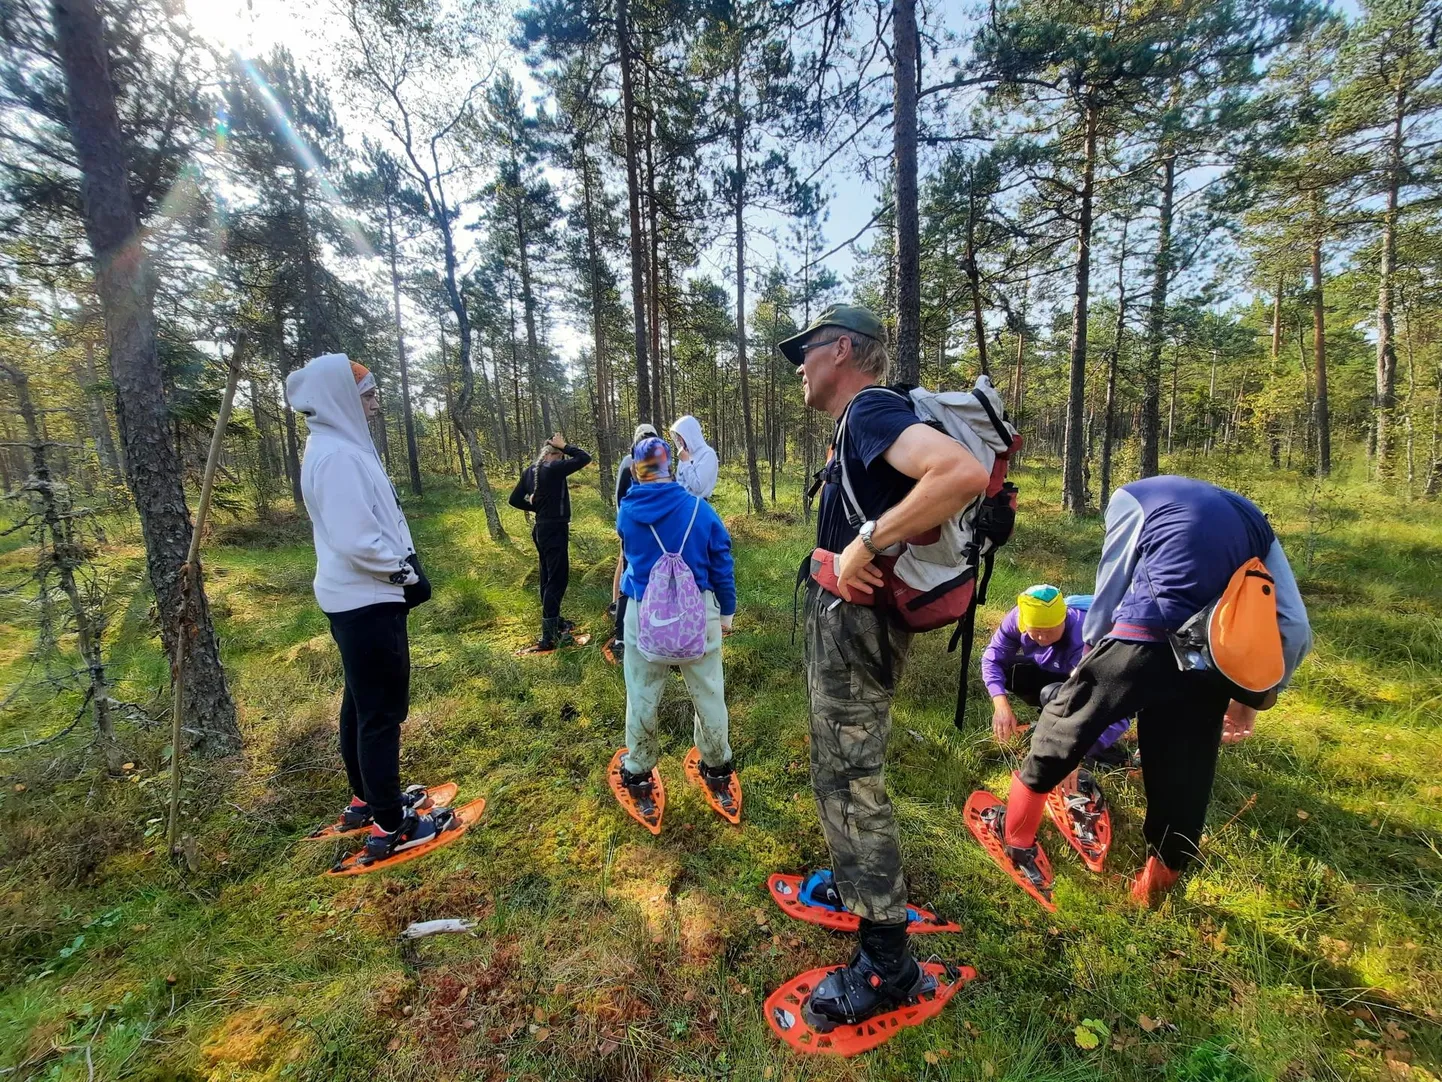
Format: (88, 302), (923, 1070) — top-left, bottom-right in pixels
(508, 434), (592, 651)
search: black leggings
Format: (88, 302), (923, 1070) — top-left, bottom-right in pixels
(1019, 639), (1230, 870)
(327, 602), (410, 831)
(534, 522), (570, 622)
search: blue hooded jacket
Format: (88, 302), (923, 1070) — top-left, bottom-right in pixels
(618, 479), (736, 616)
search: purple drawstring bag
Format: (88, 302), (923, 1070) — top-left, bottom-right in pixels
(636, 497), (707, 663)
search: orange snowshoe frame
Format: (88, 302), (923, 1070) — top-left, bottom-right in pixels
(325, 798), (485, 877)
(1045, 785), (1111, 874)
(964, 790), (1057, 912)
(765, 874), (961, 934)
(607, 747), (666, 834)
(683, 747), (742, 825)
(765, 961), (977, 1057)
(303, 783), (458, 841)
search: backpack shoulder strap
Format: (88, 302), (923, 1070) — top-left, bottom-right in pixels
(648, 495), (703, 557)
(835, 386), (913, 529)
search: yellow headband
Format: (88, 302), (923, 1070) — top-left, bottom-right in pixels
(1017, 585), (1066, 632)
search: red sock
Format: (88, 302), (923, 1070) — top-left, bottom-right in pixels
(349, 796), (367, 808)
(1005, 774), (1048, 848)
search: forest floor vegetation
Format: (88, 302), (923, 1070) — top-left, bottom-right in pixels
(1, 457), (1439, 1081)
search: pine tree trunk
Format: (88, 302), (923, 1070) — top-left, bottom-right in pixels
(1101, 258), (1125, 510)
(892, 0), (921, 385)
(734, 50), (764, 512)
(515, 200), (547, 444)
(385, 194), (422, 495)
(50, 0), (237, 755)
(1375, 87), (1405, 478)
(1310, 203), (1331, 477)
(1139, 150), (1175, 479)
(578, 143), (616, 506)
(966, 184), (988, 377)
(1062, 98), (1098, 513)
(1269, 274), (1283, 467)
(617, 0), (652, 423)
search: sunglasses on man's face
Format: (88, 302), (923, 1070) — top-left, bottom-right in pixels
(796, 335), (846, 360)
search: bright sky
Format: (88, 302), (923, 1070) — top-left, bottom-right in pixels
(183, 0), (944, 366)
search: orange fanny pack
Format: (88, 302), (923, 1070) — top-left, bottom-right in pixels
(1170, 557), (1285, 708)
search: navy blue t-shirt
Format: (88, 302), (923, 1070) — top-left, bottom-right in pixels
(815, 389), (924, 552)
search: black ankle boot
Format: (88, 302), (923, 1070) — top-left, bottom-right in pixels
(803, 919), (930, 1029)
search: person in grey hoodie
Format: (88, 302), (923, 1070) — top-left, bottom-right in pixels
(286, 353), (448, 865)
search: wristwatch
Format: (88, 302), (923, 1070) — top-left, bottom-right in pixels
(859, 519), (882, 556)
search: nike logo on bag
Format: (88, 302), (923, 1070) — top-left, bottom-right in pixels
(649, 615), (681, 627)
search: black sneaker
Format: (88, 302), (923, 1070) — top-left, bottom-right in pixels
(358, 807), (451, 865)
(979, 805), (1052, 898)
(335, 784), (436, 831)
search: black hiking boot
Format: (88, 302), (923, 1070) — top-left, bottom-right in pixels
(619, 763), (659, 819)
(979, 804), (1052, 900)
(803, 920), (933, 1030)
(699, 758), (737, 813)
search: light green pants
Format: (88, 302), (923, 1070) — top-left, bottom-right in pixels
(622, 590), (732, 774)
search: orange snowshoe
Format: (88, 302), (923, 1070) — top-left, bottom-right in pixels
(683, 747), (742, 825)
(765, 960), (976, 1057)
(964, 790), (1057, 912)
(765, 872), (961, 934)
(325, 798), (485, 877)
(607, 747), (665, 834)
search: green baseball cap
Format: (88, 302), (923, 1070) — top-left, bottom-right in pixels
(777, 303), (886, 366)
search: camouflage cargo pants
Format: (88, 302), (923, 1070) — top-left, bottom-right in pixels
(803, 582), (912, 925)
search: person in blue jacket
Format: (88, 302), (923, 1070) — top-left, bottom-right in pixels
(614, 437), (737, 805)
(980, 476), (1311, 906)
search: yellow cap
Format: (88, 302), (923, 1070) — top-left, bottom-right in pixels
(1017, 585), (1066, 632)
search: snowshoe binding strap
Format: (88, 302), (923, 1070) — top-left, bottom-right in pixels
(799, 869), (846, 912)
(1045, 774), (1112, 874)
(964, 790), (1057, 911)
(683, 747), (742, 825)
(765, 960), (977, 1057)
(607, 747), (665, 834)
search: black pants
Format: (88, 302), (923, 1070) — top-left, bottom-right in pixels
(327, 602), (410, 831)
(1019, 639), (1229, 871)
(1004, 662), (1064, 710)
(533, 521), (570, 622)
(614, 594), (629, 642)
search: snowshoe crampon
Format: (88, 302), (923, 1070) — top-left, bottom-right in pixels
(765, 961), (976, 1057)
(303, 782), (458, 841)
(765, 873), (961, 935)
(607, 747), (665, 834)
(325, 798), (485, 877)
(683, 747), (742, 825)
(1045, 772), (1111, 873)
(964, 790), (1057, 912)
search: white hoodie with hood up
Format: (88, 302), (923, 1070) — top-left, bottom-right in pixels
(286, 353), (417, 613)
(671, 415), (718, 500)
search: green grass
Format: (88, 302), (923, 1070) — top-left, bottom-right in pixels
(1, 455), (1439, 1082)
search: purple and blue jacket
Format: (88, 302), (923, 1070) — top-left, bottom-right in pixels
(1086, 476), (1311, 686)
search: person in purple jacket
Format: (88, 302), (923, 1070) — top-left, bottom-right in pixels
(978, 476), (1311, 907)
(985, 585), (1130, 765)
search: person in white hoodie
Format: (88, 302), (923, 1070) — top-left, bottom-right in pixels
(286, 353), (451, 866)
(670, 415), (718, 499)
